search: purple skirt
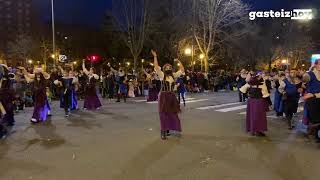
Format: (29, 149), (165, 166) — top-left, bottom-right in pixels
(84, 95), (102, 110)
(246, 98), (267, 133)
(32, 99), (50, 122)
(147, 88), (158, 102)
(158, 92), (182, 132)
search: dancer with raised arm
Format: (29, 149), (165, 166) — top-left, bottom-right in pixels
(54, 66), (79, 117)
(21, 66), (51, 124)
(82, 60), (102, 110)
(151, 50), (185, 140)
(109, 64), (127, 103)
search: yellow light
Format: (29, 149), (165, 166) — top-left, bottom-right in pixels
(51, 54), (55, 59)
(199, 54), (205, 59)
(150, 63), (154, 66)
(28, 60), (33, 64)
(127, 62), (130, 66)
(302, 64), (305, 67)
(281, 59), (288, 64)
(73, 61), (77, 65)
(193, 61), (196, 65)
(141, 59), (145, 63)
(184, 48), (192, 55)
(119, 63), (121, 65)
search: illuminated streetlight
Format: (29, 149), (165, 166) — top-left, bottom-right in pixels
(193, 61), (196, 65)
(184, 48), (192, 55)
(141, 59), (145, 63)
(28, 60), (33, 64)
(199, 54), (205, 59)
(281, 59), (288, 64)
(73, 61), (77, 65)
(177, 63), (181, 66)
(51, 54), (55, 59)
(150, 63), (154, 66)
(127, 62), (131, 66)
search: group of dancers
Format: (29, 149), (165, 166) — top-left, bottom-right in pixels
(238, 62), (320, 140)
(1, 52), (320, 141)
(0, 51), (186, 140)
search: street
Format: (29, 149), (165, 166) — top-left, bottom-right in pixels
(0, 91), (319, 180)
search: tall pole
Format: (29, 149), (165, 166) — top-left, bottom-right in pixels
(51, 0), (56, 69)
(192, 0), (195, 72)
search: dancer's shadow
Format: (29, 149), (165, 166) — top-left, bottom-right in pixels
(19, 120), (66, 152)
(67, 115), (102, 130)
(112, 139), (180, 180)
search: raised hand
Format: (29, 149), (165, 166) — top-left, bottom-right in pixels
(151, 49), (157, 57)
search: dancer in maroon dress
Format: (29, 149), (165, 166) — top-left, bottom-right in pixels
(21, 67), (51, 123)
(240, 73), (269, 136)
(82, 60), (102, 110)
(151, 50), (185, 140)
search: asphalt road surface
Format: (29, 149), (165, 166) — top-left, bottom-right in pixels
(0, 91), (319, 180)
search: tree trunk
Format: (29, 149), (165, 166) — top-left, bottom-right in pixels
(204, 54), (209, 73)
(133, 55), (138, 72)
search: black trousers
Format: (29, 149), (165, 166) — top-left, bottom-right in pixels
(283, 98), (299, 127)
(63, 90), (72, 114)
(238, 90), (247, 102)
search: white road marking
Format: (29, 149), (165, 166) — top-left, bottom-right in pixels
(147, 98), (207, 104)
(196, 102), (242, 110)
(215, 105), (247, 112)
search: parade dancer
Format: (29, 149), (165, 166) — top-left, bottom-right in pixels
(54, 67), (78, 117)
(274, 72), (285, 117)
(152, 50), (185, 140)
(240, 72), (269, 136)
(279, 69), (303, 129)
(143, 70), (158, 102)
(21, 67), (51, 123)
(302, 60), (320, 138)
(82, 60), (102, 110)
(0, 64), (15, 138)
(176, 75), (186, 106)
(236, 69), (247, 102)
(109, 64), (127, 103)
(0, 101), (7, 138)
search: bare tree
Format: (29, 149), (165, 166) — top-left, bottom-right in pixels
(194, 0), (249, 72)
(111, 0), (149, 71)
(7, 34), (36, 66)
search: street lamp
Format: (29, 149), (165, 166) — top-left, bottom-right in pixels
(73, 61), (77, 65)
(51, 0), (56, 68)
(281, 59), (289, 70)
(127, 62), (131, 66)
(28, 60), (33, 65)
(184, 48), (192, 55)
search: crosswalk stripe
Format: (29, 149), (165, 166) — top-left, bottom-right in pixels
(215, 105), (247, 112)
(239, 111), (246, 115)
(181, 99), (209, 104)
(134, 100), (148, 102)
(196, 102), (242, 110)
(147, 98), (206, 104)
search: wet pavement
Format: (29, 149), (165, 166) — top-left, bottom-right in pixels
(0, 92), (319, 180)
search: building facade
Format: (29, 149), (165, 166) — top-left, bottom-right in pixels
(0, 0), (32, 64)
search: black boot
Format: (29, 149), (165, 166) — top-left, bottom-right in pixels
(161, 131), (167, 140)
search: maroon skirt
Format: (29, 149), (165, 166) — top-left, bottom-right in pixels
(158, 92), (182, 132)
(246, 98), (268, 133)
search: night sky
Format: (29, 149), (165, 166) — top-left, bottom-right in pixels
(33, 0), (320, 27)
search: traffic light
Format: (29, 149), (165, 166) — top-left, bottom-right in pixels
(87, 55), (100, 62)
